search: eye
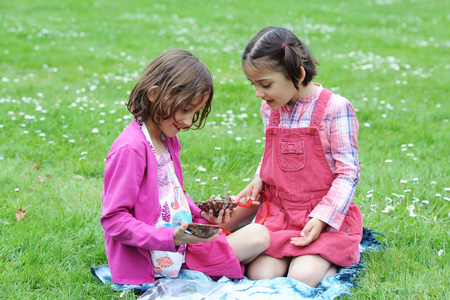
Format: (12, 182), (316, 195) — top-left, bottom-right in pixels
(262, 83), (271, 88)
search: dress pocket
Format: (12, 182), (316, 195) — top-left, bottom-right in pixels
(278, 140), (306, 172)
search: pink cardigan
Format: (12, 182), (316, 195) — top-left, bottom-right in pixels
(101, 118), (202, 284)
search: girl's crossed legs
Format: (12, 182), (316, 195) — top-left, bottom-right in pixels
(226, 223), (270, 265)
(246, 254), (337, 287)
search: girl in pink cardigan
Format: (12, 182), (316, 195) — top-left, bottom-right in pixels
(101, 49), (269, 285)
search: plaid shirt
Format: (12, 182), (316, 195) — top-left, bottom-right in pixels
(257, 84), (360, 230)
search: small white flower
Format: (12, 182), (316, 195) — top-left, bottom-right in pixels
(197, 166), (206, 172)
(212, 176), (218, 180)
(91, 128), (99, 133)
(214, 147), (221, 150)
(385, 159), (393, 163)
(243, 178), (250, 182)
(438, 249), (443, 256)
(15, 188), (20, 192)
(400, 180), (408, 184)
(195, 179), (200, 182)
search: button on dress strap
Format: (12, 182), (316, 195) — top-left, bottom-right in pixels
(268, 109), (280, 127)
(310, 88), (333, 128)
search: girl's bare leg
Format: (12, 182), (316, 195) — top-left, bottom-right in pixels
(226, 223), (270, 264)
(287, 254), (337, 287)
(245, 254), (290, 280)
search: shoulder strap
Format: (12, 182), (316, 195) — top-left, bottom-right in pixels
(310, 88), (333, 128)
(268, 109), (280, 127)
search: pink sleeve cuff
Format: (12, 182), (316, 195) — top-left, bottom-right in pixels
(309, 202), (345, 231)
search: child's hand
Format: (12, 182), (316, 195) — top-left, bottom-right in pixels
(234, 175), (264, 206)
(290, 218), (327, 247)
(174, 221), (221, 246)
(200, 207), (237, 224)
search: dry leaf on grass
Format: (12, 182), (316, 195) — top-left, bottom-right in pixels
(15, 209), (27, 222)
(38, 175), (52, 182)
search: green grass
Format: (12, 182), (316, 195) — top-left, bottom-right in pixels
(1, 0), (449, 298)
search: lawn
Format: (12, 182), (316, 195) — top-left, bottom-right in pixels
(0, 0), (449, 298)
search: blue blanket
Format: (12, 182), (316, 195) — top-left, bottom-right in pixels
(91, 228), (383, 299)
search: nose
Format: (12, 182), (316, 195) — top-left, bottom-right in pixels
(180, 114), (193, 128)
(255, 87), (264, 98)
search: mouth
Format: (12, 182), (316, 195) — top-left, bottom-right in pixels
(175, 123), (188, 131)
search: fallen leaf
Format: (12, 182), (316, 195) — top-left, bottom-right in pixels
(38, 175), (51, 182)
(15, 209), (27, 222)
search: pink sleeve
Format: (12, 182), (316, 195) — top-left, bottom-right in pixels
(101, 147), (177, 252)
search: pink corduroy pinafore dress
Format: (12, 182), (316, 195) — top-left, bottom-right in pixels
(255, 88), (363, 267)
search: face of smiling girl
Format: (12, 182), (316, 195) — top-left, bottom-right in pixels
(244, 67), (302, 110)
(157, 93), (209, 138)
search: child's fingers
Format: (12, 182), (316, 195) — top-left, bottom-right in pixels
(234, 189), (250, 203)
(290, 234), (313, 247)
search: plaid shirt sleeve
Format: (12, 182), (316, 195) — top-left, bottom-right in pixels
(255, 102), (271, 176)
(309, 94), (360, 230)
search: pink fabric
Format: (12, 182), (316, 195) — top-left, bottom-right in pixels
(256, 89), (362, 267)
(257, 84), (360, 230)
(101, 119), (199, 284)
(185, 217), (244, 279)
(101, 118), (242, 284)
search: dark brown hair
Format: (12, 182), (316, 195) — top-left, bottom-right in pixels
(127, 49), (213, 130)
(242, 27), (319, 90)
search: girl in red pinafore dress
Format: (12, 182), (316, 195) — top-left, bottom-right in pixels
(234, 27), (363, 287)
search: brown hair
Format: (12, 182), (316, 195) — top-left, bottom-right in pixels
(242, 27), (319, 90)
(127, 49), (213, 130)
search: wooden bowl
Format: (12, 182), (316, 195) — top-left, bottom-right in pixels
(195, 197), (238, 217)
(184, 223), (221, 238)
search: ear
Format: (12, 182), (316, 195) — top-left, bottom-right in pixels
(146, 86), (159, 102)
(298, 66), (306, 85)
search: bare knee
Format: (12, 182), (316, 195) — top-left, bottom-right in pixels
(246, 255), (288, 280)
(246, 223), (270, 251)
(287, 256), (337, 287)
(288, 269), (322, 287)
